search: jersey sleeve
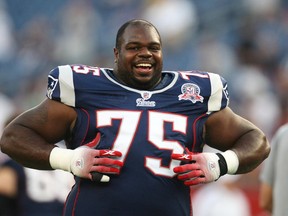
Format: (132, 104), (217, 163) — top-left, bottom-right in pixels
(207, 72), (229, 112)
(46, 65), (76, 107)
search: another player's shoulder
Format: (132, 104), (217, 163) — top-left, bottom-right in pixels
(277, 123), (288, 133)
(273, 123), (288, 142)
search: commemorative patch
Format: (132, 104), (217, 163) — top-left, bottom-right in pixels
(178, 83), (204, 103)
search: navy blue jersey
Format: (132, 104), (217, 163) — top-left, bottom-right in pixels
(1, 159), (73, 216)
(47, 65), (229, 216)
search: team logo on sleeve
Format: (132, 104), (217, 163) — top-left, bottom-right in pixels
(223, 84), (229, 101)
(47, 75), (58, 99)
(178, 83), (204, 103)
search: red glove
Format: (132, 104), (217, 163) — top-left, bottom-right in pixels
(49, 133), (123, 182)
(171, 148), (227, 186)
(70, 146), (123, 182)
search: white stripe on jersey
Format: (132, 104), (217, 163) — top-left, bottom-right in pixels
(207, 73), (223, 112)
(58, 65), (75, 106)
(101, 68), (179, 94)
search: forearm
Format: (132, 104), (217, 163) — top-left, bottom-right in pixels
(232, 129), (270, 174)
(1, 125), (123, 182)
(0, 124), (55, 170)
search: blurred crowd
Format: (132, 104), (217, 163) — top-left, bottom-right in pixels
(0, 0), (288, 215)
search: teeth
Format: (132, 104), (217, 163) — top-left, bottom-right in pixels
(136, 63), (151, 67)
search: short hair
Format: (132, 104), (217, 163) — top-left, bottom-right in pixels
(115, 19), (161, 50)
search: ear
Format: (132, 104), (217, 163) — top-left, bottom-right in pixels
(113, 47), (119, 60)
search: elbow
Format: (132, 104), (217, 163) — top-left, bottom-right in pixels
(0, 131), (10, 155)
(261, 135), (271, 161)
(0, 130), (7, 151)
(0, 128), (16, 157)
(234, 130), (270, 174)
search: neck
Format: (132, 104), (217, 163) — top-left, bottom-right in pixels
(111, 69), (162, 90)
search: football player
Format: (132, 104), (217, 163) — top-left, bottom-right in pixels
(0, 19), (270, 216)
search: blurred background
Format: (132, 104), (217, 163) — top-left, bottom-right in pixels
(0, 0), (288, 215)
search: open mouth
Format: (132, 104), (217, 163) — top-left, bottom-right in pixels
(135, 63), (152, 70)
(134, 63), (152, 74)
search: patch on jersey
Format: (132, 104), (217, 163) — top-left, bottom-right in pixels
(178, 83), (204, 103)
(136, 91), (156, 107)
(47, 75), (58, 99)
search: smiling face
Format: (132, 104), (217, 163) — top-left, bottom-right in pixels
(113, 21), (163, 90)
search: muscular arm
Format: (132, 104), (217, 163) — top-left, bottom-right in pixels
(204, 107), (270, 174)
(0, 99), (77, 170)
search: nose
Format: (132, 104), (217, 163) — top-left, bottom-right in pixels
(138, 47), (152, 57)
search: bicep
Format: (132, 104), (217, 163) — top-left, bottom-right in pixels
(204, 107), (257, 151)
(10, 99), (76, 143)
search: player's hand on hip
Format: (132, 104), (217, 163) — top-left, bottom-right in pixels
(49, 133), (123, 183)
(171, 149), (224, 186)
(70, 146), (123, 182)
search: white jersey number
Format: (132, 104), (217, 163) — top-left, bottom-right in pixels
(97, 110), (187, 177)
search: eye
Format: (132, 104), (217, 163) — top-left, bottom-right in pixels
(149, 45), (161, 52)
(127, 46), (140, 51)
